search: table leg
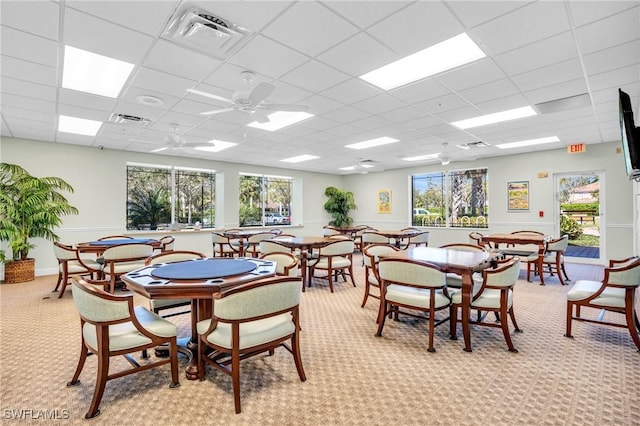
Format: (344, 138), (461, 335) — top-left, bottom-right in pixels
(300, 251), (307, 292)
(183, 299), (212, 380)
(537, 246), (545, 286)
(461, 270), (473, 352)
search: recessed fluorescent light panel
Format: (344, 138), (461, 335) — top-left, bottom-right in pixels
(451, 106), (537, 129)
(248, 111), (314, 131)
(194, 140), (237, 152)
(495, 136), (560, 149)
(281, 154), (319, 163)
(345, 136), (399, 150)
(62, 46), (135, 98)
(402, 153), (440, 162)
(58, 115), (102, 136)
(359, 33), (485, 90)
(339, 164), (375, 171)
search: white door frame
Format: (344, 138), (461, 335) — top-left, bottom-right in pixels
(553, 170), (605, 265)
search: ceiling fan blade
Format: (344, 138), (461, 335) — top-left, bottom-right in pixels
(252, 111), (271, 124)
(258, 103), (309, 112)
(151, 147), (169, 153)
(200, 107), (236, 116)
(248, 82), (275, 105)
(186, 88), (234, 105)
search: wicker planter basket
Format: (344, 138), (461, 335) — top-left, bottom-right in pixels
(3, 258), (35, 284)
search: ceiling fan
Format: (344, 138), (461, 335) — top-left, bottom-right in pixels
(134, 126), (211, 153)
(340, 159), (381, 174)
(187, 71), (309, 123)
(439, 142), (453, 165)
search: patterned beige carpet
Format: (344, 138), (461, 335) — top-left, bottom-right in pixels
(1, 256), (639, 425)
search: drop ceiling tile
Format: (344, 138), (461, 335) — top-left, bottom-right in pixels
(444, 1), (530, 28)
(0, 26), (58, 66)
(378, 106), (433, 124)
(1, 76), (57, 101)
(511, 58), (585, 92)
(2, 105), (55, 123)
(11, 127), (55, 141)
(130, 67), (197, 98)
(120, 86), (180, 111)
(583, 40), (639, 76)
(575, 8), (640, 54)
(1, 0), (60, 40)
(321, 78), (381, 105)
(0, 55), (58, 86)
(59, 89), (118, 113)
(525, 78), (589, 105)
(280, 60), (350, 92)
(568, 1), (638, 27)
(302, 94), (344, 115)
(435, 58), (507, 92)
(1, 93), (56, 114)
(470, 1), (569, 55)
(262, 1), (358, 57)
(389, 78), (451, 105)
(228, 35), (308, 80)
(144, 40), (222, 82)
(588, 64), (639, 91)
(323, 1), (411, 29)
(58, 103), (110, 122)
(415, 93), (470, 115)
(352, 93), (405, 115)
(63, 8), (155, 64)
(323, 106), (370, 124)
(367, 2), (463, 57)
(318, 32), (397, 76)
(458, 78), (520, 104)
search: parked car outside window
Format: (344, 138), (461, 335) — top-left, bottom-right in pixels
(263, 212), (285, 224)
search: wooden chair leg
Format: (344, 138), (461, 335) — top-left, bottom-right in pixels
(232, 349), (242, 414)
(624, 306), (640, 351)
(85, 348), (110, 419)
(361, 279), (370, 308)
(565, 302), (574, 338)
(500, 305), (517, 353)
(449, 305), (458, 339)
(561, 263), (570, 282)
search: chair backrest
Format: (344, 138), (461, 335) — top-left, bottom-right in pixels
(259, 252), (298, 276)
(328, 234), (351, 240)
(322, 226), (341, 236)
(319, 240), (354, 256)
(468, 231), (484, 246)
(378, 258), (446, 289)
(259, 240), (293, 254)
(71, 279), (132, 324)
(546, 235), (569, 252)
(53, 242), (77, 261)
(213, 277), (302, 321)
(483, 258), (521, 288)
(362, 244), (398, 269)
(511, 230), (544, 236)
(407, 231), (429, 245)
(362, 231), (390, 244)
(146, 250), (205, 265)
(439, 243), (487, 253)
(248, 232), (277, 243)
(211, 232), (231, 244)
(102, 243), (154, 261)
(159, 236), (175, 251)
(605, 257), (640, 287)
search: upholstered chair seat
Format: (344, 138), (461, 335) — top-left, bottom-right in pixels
(197, 314), (295, 350)
(567, 280), (626, 307)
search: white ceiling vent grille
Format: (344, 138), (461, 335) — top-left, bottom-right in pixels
(108, 113), (150, 127)
(161, 4), (252, 60)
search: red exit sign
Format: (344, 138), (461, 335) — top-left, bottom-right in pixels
(567, 143), (586, 153)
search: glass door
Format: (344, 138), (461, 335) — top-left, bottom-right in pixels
(554, 171), (604, 264)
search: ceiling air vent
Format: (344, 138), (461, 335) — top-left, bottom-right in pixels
(161, 4), (252, 60)
(108, 113), (151, 127)
(456, 141), (489, 150)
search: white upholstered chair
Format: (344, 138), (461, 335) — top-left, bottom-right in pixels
(527, 235), (570, 285)
(361, 243), (399, 309)
(308, 239), (356, 292)
(565, 256), (640, 351)
(101, 243), (154, 293)
(67, 278), (180, 419)
(197, 277), (306, 414)
(259, 251), (299, 277)
(438, 243), (488, 289)
(449, 258), (522, 352)
(52, 242), (101, 298)
(211, 232), (236, 257)
(397, 230), (430, 249)
(246, 231), (279, 257)
(376, 257), (451, 352)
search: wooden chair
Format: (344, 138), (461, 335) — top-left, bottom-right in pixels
(211, 232), (236, 257)
(308, 240), (356, 293)
(353, 225), (373, 252)
(101, 243), (154, 293)
(52, 242), (101, 298)
(67, 278), (180, 419)
(449, 258), (522, 352)
(527, 235), (570, 285)
(145, 250), (206, 317)
(259, 239), (296, 255)
(360, 230), (389, 250)
(322, 225), (341, 237)
(197, 277), (306, 414)
(565, 257), (640, 351)
(361, 243), (399, 309)
(157, 235), (175, 252)
(438, 243), (488, 289)
(501, 230), (544, 259)
(376, 257), (450, 352)
(259, 251), (299, 277)
(398, 231), (429, 249)
(246, 232), (280, 257)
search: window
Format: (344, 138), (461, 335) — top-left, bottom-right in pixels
(411, 168), (488, 228)
(127, 164), (215, 230)
(239, 173), (292, 227)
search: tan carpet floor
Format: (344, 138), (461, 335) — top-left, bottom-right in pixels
(1, 255), (639, 425)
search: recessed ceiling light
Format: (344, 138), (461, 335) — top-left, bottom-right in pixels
(339, 164), (375, 171)
(402, 153), (440, 162)
(281, 154), (319, 163)
(345, 136), (399, 150)
(136, 95), (164, 106)
(194, 140), (237, 152)
(495, 136), (560, 149)
(451, 106), (537, 129)
(248, 111), (314, 131)
(58, 115), (102, 136)
(359, 33), (485, 90)
(62, 46), (134, 98)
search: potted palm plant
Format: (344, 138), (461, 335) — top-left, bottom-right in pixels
(0, 163), (78, 283)
(323, 186), (357, 227)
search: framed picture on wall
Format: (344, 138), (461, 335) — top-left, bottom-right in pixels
(377, 190), (391, 214)
(507, 181), (530, 211)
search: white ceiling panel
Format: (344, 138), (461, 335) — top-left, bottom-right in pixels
(1, 1), (638, 173)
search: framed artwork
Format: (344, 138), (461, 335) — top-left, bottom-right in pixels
(507, 181), (530, 211)
(377, 190), (391, 214)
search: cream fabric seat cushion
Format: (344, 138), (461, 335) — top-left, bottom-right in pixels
(65, 259), (101, 274)
(314, 257), (351, 269)
(385, 285), (450, 310)
(82, 306), (177, 352)
(197, 314), (295, 350)
(451, 287), (513, 309)
(567, 280), (626, 308)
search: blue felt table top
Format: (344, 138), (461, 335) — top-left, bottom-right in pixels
(151, 258), (257, 280)
(88, 238), (156, 246)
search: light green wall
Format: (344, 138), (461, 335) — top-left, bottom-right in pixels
(0, 137), (633, 277)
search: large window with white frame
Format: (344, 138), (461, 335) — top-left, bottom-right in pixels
(411, 168), (488, 228)
(126, 163), (215, 230)
(239, 173), (292, 227)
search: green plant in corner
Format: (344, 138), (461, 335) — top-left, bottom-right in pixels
(0, 163), (78, 261)
(323, 186), (357, 227)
